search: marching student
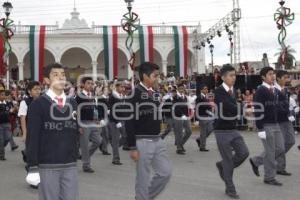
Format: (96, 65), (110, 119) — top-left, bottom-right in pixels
(173, 84), (192, 155)
(26, 63), (79, 200)
(214, 64), (249, 199)
(249, 67), (285, 186)
(160, 88), (176, 139)
(126, 62), (172, 200)
(108, 82), (126, 165)
(195, 84), (214, 151)
(274, 70), (295, 175)
(75, 77), (102, 173)
(97, 86), (111, 155)
(18, 81), (41, 163)
(0, 90), (14, 161)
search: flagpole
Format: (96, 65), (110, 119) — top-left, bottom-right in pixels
(6, 57), (9, 89)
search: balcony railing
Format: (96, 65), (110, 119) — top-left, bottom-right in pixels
(14, 25), (199, 35)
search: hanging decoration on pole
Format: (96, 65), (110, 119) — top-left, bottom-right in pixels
(121, 0), (140, 71)
(0, 13), (14, 77)
(274, 0), (294, 68)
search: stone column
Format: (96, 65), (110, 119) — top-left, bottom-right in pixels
(18, 62), (24, 81)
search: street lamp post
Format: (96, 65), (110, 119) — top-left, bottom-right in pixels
(2, 1), (13, 89)
(228, 31), (234, 65)
(209, 44), (214, 74)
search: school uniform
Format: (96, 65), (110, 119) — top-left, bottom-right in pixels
(195, 93), (214, 150)
(214, 83), (249, 196)
(108, 91), (127, 164)
(75, 90), (102, 171)
(161, 94), (174, 139)
(250, 82), (285, 183)
(97, 95), (110, 154)
(172, 93), (192, 152)
(26, 90), (79, 200)
(274, 83), (295, 173)
(125, 83), (172, 200)
(0, 100), (12, 160)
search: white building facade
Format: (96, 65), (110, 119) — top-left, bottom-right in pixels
(8, 9), (205, 81)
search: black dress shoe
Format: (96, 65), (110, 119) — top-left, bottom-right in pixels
(102, 151), (111, 155)
(0, 157), (6, 161)
(176, 150), (185, 155)
(249, 158), (260, 177)
(216, 162), (224, 181)
(277, 170), (292, 176)
(195, 138), (200, 148)
(83, 168), (95, 173)
(298, 145), (300, 150)
(122, 147), (130, 151)
(112, 161), (123, 165)
(225, 191), (240, 199)
(199, 148), (209, 152)
(264, 179), (282, 186)
(11, 145), (19, 151)
(161, 134), (167, 140)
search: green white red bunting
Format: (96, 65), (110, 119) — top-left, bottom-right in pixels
(29, 25), (46, 82)
(138, 26), (154, 63)
(173, 26), (188, 77)
(103, 26), (118, 80)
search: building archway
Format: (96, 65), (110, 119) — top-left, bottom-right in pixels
(166, 49), (194, 76)
(23, 49), (55, 80)
(61, 47), (92, 81)
(97, 49), (129, 80)
(134, 49), (163, 70)
(9, 52), (18, 80)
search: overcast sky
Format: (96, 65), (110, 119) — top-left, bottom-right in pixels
(9, 0), (300, 65)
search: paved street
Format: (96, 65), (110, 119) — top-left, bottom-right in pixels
(1, 132), (300, 200)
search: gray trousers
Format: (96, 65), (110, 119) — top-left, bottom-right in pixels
(136, 138), (172, 200)
(0, 123), (11, 158)
(198, 120), (214, 148)
(214, 131), (249, 193)
(80, 124), (102, 169)
(108, 122), (121, 162)
(39, 165), (78, 200)
(277, 121), (295, 171)
(163, 118), (173, 136)
(252, 123), (285, 181)
(100, 125), (109, 153)
(173, 119), (192, 149)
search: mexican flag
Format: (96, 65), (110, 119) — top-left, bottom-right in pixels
(138, 26), (154, 63)
(29, 25), (46, 82)
(0, 34), (7, 77)
(103, 26), (118, 80)
(173, 26), (188, 77)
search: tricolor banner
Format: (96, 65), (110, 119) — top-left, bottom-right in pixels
(103, 26), (118, 80)
(173, 26), (188, 77)
(0, 34), (7, 77)
(29, 25), (46, 82)
(138, 26), (154, 63)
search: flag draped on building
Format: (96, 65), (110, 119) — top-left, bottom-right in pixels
(173, 26), (188, 77)
(29, 25), (46, 82)
(103, 26), (118, 80)
(0, 34), (7, 77)
(138, 26), (154, 63)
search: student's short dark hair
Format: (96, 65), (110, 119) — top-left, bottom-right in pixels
(260, 67), (274, 78)
(4, 90), (10, 96)
(177, 83), (185, 88)
(81, 77), (93, 84)
(138, 62), (160, 81)
(220, 64), (235, 76)
(43, 63), (64, 78)
(26, 81), (40, 95)
(276, 70), (289, 80)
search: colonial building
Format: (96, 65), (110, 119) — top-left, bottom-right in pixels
(8, 8), (205, 81)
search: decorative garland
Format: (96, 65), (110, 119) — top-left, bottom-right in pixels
(274, 0), (294, 66)
(121, 1), (140, 71)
